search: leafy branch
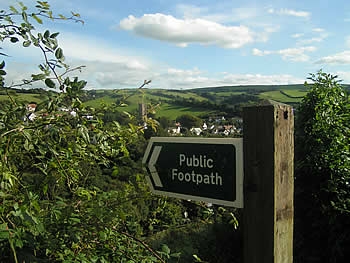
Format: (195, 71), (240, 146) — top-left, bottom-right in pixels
(1, 1), (85, 93)
(119, 230), (167, 263)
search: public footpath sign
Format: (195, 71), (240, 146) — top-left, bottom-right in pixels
(142, 137), (243, 208)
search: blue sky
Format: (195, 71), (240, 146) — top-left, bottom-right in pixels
(2, 0), (350, 89)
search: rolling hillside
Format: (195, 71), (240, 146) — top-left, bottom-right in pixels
(81, 84), (309, 118)
(2, 84), (349, 120)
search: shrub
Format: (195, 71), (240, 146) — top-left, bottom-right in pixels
(294, 71), (350, 262)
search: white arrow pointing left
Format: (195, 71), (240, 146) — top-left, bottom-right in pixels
(148, 146), (163, 187)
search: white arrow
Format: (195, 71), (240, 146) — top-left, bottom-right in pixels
(148, 146), (163, 187)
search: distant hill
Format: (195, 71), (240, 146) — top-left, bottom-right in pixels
(2, 84), (349, 120)
(69, 84), (311, 119)
(188, 84), (307, 93)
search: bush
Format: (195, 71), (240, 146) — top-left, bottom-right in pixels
(294, 71), (350, 262)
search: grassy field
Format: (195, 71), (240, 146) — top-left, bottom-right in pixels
(0, 93), (44, 103)
(259, 91), (300, 103)
(281, 89), (307, 98)
(154, 103), (214, 119)
(84, 91), (214, 118)
(3, 84), (315, 119)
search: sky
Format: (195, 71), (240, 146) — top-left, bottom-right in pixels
(1, 0), (350, 90)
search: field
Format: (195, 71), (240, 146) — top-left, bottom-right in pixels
(4, 83), (349, 119)
(0, 93), (44, 103)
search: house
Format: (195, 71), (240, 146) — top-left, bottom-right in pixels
(26, 102), (37, 121)
(190, 127), (202, 135)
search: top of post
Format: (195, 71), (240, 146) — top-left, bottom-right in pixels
(243, 99), (292, 109)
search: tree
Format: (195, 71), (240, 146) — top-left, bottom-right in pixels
(294, 70), (350, 262)
(0, 2), (164, 262)
(176, 114), (202, 129)
(0, 3), (261, 262)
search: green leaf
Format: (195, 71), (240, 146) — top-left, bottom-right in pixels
(45, 78), (56, 89)
(161, 244), (171, 255)
(23, 40), (31, 47)
(10, 37), (19, 43)
(44, 30), (50, 39)
(19, 2), (28, 11)
(22, 12), (28, 22)
(15, 238), (24, 248)
(10, 6), (19, 14)
(55, 48), (64, 60)
(50, 32), (60, 38)
(69, 217), (81, 223)
(0, 70), (6, 76)
(0, 61), (5, 69)
(0, 230), (10, 240)
(64, 77), (70, 85)
(32, 14), (43, 24)
(193, 254), (203, 262)
(36, 1), (50, 10)
(31, 73), (46, 80)
(79, 126), (90, 144)
(47, 10), (53, 19)
(0, 223), (8, 231)
(71, 12), (81, 18)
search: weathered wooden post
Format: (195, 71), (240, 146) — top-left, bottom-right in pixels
(243, 100), (294, 263)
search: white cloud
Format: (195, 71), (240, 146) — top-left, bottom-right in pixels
(252, 48), (271, 56)
(278, 47), (316, 61)
(2, 30), (155, 90)
(298, 37), (325, 45)
(334, 71), (350, 82)
(315, 51), (350, 64)
(268, 8), (310, 18)
(221, 73), (304, 85)
(175, 4), (277, 43)
(160, 67), (212, 89)
(176, 4), (259, 24)
(157, 68), (304, 89)
(252, 46), (316, 62)
(296, 29), (328, 45)
(312, 28), (325, 33)
(176, 4), (208, 19)
(167, 67), (202, 76)
(50, 32), (157, 89)
(60, 33), (148, 70)
(119, 13), (255, 48)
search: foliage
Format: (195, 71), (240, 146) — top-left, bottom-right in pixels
(176, 114), (203, 129)
(0, 2), (167, 262)
(294, 70), (350, 262)
(0, 2), (245, 262)
(148, 205), (242, 263)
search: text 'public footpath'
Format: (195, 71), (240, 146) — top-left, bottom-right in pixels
(171, 153), (222, 186)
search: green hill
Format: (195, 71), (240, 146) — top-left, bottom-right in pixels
(3, 84), (349, 120)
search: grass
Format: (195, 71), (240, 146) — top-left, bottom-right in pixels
(154, 103), (214, 119)
(84, 96), (116, 108)
(259, 91), (303, 103)
(4, 84), (310, 120)
(281, 89), (307, 98)
(208, 91), (245, 96)
(0, 93), (43, 103)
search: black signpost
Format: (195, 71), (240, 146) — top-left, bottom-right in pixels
(142, 137), (243, 208)
(142, 102), (294, 263)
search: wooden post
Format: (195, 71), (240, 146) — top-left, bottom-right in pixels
(243, 100), (294, 263)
